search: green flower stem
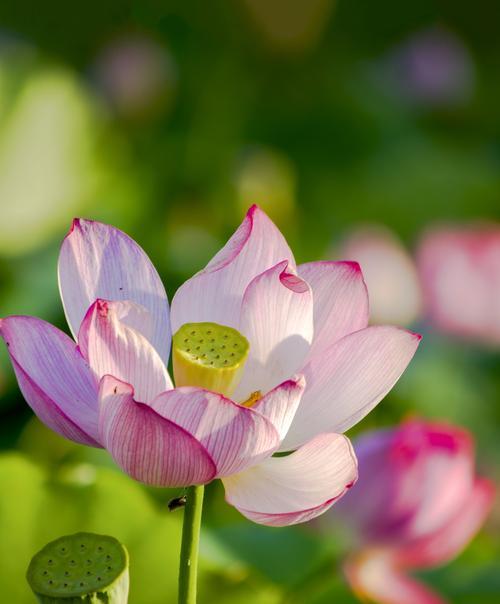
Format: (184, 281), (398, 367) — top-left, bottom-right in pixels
(178, 484), (205, 604)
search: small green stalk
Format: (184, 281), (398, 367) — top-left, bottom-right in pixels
(178, 485), (205, 604)
(27, 532), (129, 603)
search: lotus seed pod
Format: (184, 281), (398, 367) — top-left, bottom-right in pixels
(173, 322), (250, 396)
(27, 532), (129, 603)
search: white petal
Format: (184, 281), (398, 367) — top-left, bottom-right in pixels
(298, 261), (369, 360)
(58, 218), (171, 363)
(235, 261), (313, 398)
(170, 206), (295, 332)
(283, 326), (421, 450)
(251, 375), (305, 444)
(222, 433), (357, 526)
(79, 299), (172, 403)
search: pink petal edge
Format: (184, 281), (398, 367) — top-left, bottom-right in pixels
(170, 205), (296, 333)
(283, 326), (422, 450)
(59, 218), (171, 364)
(0, 316), (99, 446)
(222, 433), (358, 527)
(251, 375), (306, 445)
(78, 299), (172, 403)
(298, 261), (369, 361)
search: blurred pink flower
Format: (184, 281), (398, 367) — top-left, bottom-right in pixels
(378, 27), (475, 108)
(0, 206), (420, 526)
(93, 34), (177, 119)
(339, 226), (423, 326)
(418, 226), (500, 345)
(336, 420), (494, 604)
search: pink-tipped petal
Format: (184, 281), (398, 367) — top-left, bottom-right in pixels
(252, 375), (306, 444)
(0, 316), (99, 446)
(222, 433), (358, 526)
(103, 299), (154, 342)
(298, 261), (369, 360)
(234, 261), (313, 398)
(149, 387), (279, 477)
(170, 206), (296, 332)
(78, 299), (172, 403)
(283, 326), (421, 450)
(398, 478), (495, 568)
(345, 550), (446, 604)
(98, 376), (216, 487)
(58, 218), (171, 363)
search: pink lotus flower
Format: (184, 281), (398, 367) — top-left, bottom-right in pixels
(339, 225), (423, 326)
(386, 27), (475, 108)
(336, 420), (494, 604)
(0, 206), (420, 526)
(418, 226), (500, 345)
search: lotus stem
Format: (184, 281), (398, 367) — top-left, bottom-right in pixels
(178, 484), (205, 604)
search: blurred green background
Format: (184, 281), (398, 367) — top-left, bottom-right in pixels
(0, 1), (499, 602)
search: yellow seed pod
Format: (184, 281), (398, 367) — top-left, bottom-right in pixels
(172, 322), (250, 397)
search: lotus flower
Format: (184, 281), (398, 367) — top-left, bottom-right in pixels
(339, 225), (423, 326)
(418, 226), (500, 345)
(93, 34), (176, 120)
(0, 206), (420, 526)
(378, 27), (474, 108)
(335, 420), (494, 604)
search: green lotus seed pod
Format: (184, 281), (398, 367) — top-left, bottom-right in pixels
(173, 322), (250, 396)
(27, 532), (129, 603)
